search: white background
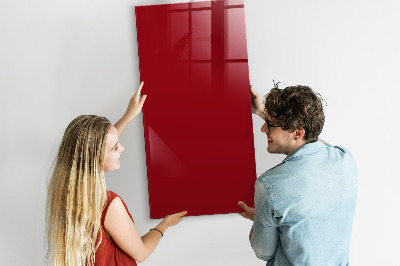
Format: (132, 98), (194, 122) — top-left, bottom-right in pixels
(1, 0), (399, 265)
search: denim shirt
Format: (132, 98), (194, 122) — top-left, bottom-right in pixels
(250, 141), (358, 266)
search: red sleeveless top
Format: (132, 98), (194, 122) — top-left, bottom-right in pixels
(94, 190), (138, 266)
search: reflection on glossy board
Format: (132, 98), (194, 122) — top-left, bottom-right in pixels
(135, 0), (256, 218)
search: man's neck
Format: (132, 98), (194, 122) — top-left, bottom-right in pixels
(286, 140), (307, 155)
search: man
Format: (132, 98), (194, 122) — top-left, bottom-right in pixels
(238, 84), (357, 265)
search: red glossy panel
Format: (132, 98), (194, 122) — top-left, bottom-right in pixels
(136, 0), (256, 218)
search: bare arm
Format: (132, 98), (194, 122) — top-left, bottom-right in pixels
(104, 197), (187, 263)
(114, 81), (147, 137)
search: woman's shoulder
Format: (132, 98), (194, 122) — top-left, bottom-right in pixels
(102, 190), (122, 224)
(107, 190), (119, 201)
(105, 190), (134, 222)
(107, 190), (129, 206)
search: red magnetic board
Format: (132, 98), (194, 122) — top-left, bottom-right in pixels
(135, 0), (256, 218)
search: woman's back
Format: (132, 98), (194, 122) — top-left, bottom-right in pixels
(95, 190), (137, 266)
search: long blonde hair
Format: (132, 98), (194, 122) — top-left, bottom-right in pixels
(46, 115), (111, 266)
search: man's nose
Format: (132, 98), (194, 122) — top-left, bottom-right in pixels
(261, 123), (269, 133)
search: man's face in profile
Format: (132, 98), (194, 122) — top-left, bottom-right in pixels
(261, 114), (294, 155)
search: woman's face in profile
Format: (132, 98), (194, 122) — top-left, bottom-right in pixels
(103, 125), (124, 173)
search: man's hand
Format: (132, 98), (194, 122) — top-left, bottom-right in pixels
(249, 85), (265, 119)
(238, 201), (255, 221)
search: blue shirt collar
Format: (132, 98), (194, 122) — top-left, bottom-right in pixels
(283, 141), (327, 163)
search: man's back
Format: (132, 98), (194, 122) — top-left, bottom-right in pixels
(251, 141), (358, 266)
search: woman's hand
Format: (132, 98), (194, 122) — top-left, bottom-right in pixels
(153, 211), (187, 237)
(162, 211), (188, 228)
(249, 85), (265, 119)
(114, 81), (147, 137)
(124, 81), (147, 121)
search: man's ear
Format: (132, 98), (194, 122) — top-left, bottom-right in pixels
(294, 129), (305, 141)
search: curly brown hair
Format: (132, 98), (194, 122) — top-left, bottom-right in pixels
(264, 85), (325, 143)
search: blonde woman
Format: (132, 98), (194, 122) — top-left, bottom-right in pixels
(46, 82), (187, 266)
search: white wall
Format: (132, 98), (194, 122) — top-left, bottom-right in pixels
(1, 0), (399, 265)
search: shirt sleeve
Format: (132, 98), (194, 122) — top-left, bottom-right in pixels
(250, 178), (279, 261)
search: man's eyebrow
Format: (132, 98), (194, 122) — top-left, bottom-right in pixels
(111, 141), (119, 151)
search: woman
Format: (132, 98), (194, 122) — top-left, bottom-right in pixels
(46, 82), (187, 266)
